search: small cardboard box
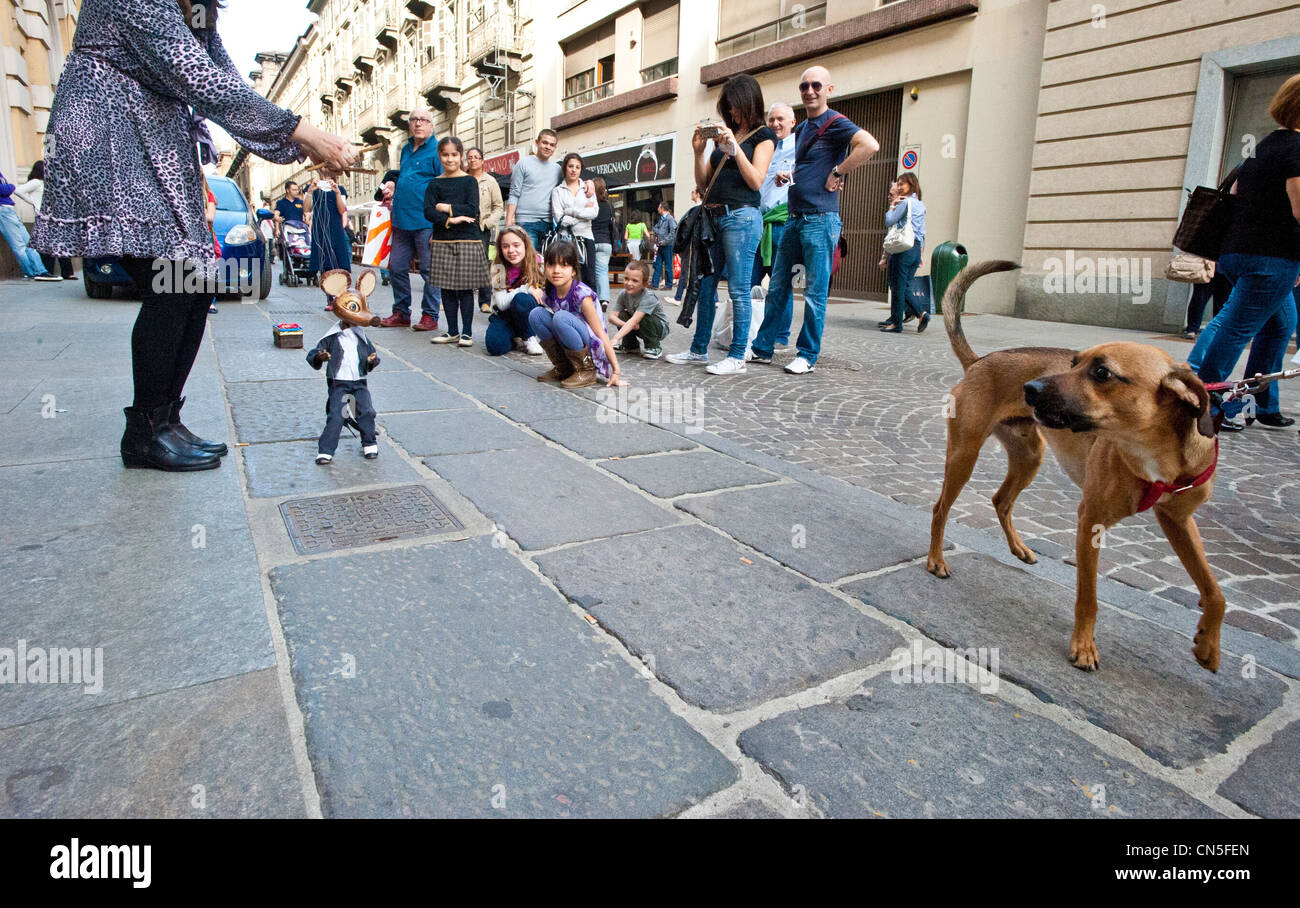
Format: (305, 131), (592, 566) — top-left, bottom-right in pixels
(273, 323), (303, 349)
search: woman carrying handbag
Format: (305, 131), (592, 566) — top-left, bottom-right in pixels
(878, 172), (928, 333)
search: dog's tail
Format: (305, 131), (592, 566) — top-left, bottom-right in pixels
(942, 259), (1020, 370)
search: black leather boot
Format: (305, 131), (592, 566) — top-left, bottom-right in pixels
(121, 405), (221, 471)
(170, 396), (228, 456)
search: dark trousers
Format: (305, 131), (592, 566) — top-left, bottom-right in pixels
(120, 257), (212, 410)
(319, 379), (377, 455)
(477, 229), (493, 307)
(484, 291), (539, 355)
(1184, 272), (1232, 332)
(442, 287), (477, 337)
(578, 236), (597, 291)
(619, 314), (668, 350)
(39, 252), (75, 278)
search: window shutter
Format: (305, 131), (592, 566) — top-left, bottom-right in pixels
(640, 1), (678, 69)
(717, 0), (781, 40)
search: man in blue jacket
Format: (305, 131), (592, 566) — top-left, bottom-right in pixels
(376, 108), (442, 330)
(0, 170), (57, 280)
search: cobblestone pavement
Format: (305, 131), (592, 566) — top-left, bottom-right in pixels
(499, 291), (1300, 643)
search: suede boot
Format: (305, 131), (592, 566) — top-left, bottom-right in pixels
(536, 338), (575, 383)
(560, 348), (598, 389)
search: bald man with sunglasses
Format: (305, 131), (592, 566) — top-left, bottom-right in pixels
(749, 66), (879, 374)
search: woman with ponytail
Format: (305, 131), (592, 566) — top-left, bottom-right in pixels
(31, 0), (356, 472)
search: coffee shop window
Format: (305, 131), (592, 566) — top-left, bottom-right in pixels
(716, 0), (826, 59)
(562, 21), (617, 111)
(639, 0), (679, 83)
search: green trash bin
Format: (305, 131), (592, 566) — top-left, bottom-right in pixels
(930, 242), (969, 315)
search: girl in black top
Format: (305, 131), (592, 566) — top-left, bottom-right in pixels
(425, 136), (491, 346)
(666, 74), (774, 374)
(591, 177), (617, 307)
(1191, 74), (1300, 428)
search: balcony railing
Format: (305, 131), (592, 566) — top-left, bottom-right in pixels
(716, 3), (827, 59)
(562, 81), (614, 112)
(640, 57), (678, 84)
(466, 10), (525, 64)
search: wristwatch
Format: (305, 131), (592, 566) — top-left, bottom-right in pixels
(831, 166), (843, 178)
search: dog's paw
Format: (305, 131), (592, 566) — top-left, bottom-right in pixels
(1192, 626), (1221, 673)
(926, 556), (951, 579)
(1068, 635), (1100, 672)
(1010, 542), (1038, 565)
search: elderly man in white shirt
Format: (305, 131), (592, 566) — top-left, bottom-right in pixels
(713, 102), (798, 351)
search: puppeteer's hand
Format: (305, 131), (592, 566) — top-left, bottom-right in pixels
(316, 350), (331, 363)
(367, 353), (378, 365)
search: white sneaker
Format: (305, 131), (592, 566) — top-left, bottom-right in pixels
(315, 453), (333, 464)
(745, 348), (772, 364)
(34, 274), (61, 282)
(524, 336), (544, 355)
(784, 356), (815, 374)
(665, 350), (710, 366)
(706, 356), (746, 375)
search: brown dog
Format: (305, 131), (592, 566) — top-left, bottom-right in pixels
(928, 260), (1224, 673)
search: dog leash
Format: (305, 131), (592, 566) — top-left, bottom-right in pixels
(1203, 368), (1300, 404)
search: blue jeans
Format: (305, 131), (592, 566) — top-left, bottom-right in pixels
(484, 290), (539, 355)
(752, 211), (841, 365)
(529, 306), (590, 351)
(388, 225), (440, 318)
(652, 248), (674, 289)
(886, 244), (924, 326)
(518, 221), (551, 253)
(0, 207), (49, 277)
(1190, 253), (1300, 416)
(751, 220), (790, 344)
(594, 242), (613, 303)
(690, 206), (762, 360)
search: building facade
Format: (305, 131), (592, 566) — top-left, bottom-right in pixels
(0, 0), (79, 277)
(1016, 0), (1300, 331)
(237, 0), (539, 220)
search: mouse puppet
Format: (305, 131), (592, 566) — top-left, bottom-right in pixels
(307, 269), (383, 464)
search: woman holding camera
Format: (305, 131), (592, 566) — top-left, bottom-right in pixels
(666, 74), (774, 375)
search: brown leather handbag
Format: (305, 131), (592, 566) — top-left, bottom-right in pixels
(1172, 168), (1239, 259)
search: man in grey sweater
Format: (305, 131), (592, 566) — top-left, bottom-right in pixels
(506, 129), (562, 251)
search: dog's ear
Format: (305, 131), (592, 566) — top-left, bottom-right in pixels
(1161, 368), (1215, 438)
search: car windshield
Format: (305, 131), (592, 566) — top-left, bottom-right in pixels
(209, 179), (247, 212)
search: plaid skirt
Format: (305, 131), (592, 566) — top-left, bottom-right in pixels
(430, 239), (491, 290)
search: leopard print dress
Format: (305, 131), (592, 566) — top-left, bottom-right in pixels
(31, 0), (303, 269)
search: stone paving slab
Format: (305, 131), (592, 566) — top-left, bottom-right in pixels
(0, 519), (274, 727)
(1216, 719), (1300, 818)
(269, 537), (735, 817)
(241, 437), (421, 499)
(424, 446), (679, 550)
(227, 375), (473, 445)
(0, 334), (69, 361)
(434, 368), (553, 398)
(0, 669), (305, 818)
(600, 450), (782, 498)
(529, 415), (699, 459)
(677, 482), (942, 582)
(216, 346), (329, 382)
(533, 524), (905, 712)
(0, 378), (41, 415)
(843, 552), (1286, 768)
(382, 408), (542, 456)
(706, 799), (791, 819)
(481, 389), (609, 423)
(737, 681), (1221, 818)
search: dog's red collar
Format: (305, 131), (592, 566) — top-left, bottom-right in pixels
(1136, 438), (1218, 513)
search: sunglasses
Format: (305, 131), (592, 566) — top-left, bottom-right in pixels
(798, 81), (824, 93)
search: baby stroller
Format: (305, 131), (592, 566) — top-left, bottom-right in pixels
(279, 219), (312, 287)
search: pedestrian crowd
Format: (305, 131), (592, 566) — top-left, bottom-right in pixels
(18, 0), (1298, 473)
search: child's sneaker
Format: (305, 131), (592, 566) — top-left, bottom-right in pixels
(431, 333), (458, 344)
(666, 350), (709, 365)
(362, 444), (378, 459)
(706, 356), (746, 375)
(316, 453), (333, 465)
(642, 346), (663, 360)
(524, 336), (544, 355)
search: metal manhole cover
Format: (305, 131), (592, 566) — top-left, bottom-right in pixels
(279, 484), (463, 555)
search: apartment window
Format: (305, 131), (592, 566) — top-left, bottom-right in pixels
(716, 0), (826, 58)
(640, 0), (679, 83)
(562, 21), (616, 110)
